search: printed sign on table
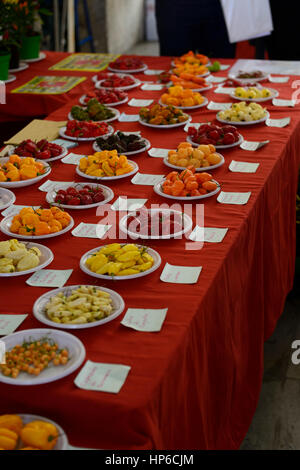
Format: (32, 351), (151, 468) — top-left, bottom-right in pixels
(49, 53), (120, 72)
(11, 76), (86, 94)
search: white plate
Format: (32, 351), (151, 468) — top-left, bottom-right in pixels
(80, 245), (161, 280)
(216, 110), (269, 126)
(0, 187), (16, 211)
(76, 159), (138, 181)
(46, 182), (114, 210)
(18, 414), (68, 449)
(163, 153), (225, 172)
(9, 145), (68, 163)
(138, 116), (191, 129)
(2, 74), (16, 84)
(79, 94), (128, 107)
(33, 284), (125, 330)
(154, 179), (220, 201)
(228, 72), (269, 83)
(23, 51), (46, 63)
(230, 87), (278, 102)
(186, 133), (244, 149)
(0, 157), (51, 188)
(9, 62), (29, 73)
(0, 214), (74, 240)
(108, 64), (148, 74)
(0, 242), (54, 277)
(0, 328), (85, 386)
(68, 107), (120, 123)
(95, 77), (141, 91)
(119, 208), (193, 240)
(59, 125), (114, 142)
(159, 96), (208, 110)
(93, 137), (151, 156)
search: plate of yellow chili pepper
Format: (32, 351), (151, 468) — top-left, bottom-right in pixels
(0, 156), (51, 189)
(76, 150), (139, 181)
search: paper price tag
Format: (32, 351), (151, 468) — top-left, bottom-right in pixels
(189, 226), (228, 243)
(128, 98), (153, 107)
(217, 191), (251, 205)
(61, 153), (83, 164)
(131, 172), (164, 186)
(268, 75), (289, 83)
(38, 180), (74, 192)
(72, 222), (111, 239)
(207, 101), (232, 111)
(160, 263), (202, 284)
(118, 113), (139, 122)
(111, 197), (147, 211)
(51, 139), (78, 149)
(144, 69), (164, 75)
(266, 117), (290, 128)
(74, 360), (131, 393)
(272, 98), (295, 107)
(148, 148), (170, 158)
(214, 87), (235, 94)
(0, 314), (28, 336)
(229, 160), (259, 173)
(26, 269), (73, 288)
(220, 64), (230, 71)
(121, 308), (168, 332)
(141, 83), (164, 91)
(1, 205), (39, 217)
(206, 75), (226, 83)
(240, 140), (269, 151)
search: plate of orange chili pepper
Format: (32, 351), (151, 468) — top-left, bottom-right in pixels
(0, 155), (51, 189)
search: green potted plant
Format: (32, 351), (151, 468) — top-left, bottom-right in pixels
(0, 0), (21, 77)
(18, 0), (50, 60)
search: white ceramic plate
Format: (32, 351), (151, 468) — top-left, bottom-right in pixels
(93, 137), (151, 156)
(0, 215), (74, 240)
(0, 157), (51, 188)
(138, 116), (191, 129)
(228, 72), (269, 83)
(0, 328), (85, 386)
(163, 153), (225, 172)
(46, 182), (114, 210)
(33, 284), (125, 330)
(154, 179), (220, 201)
(23, 51), (46, 63)
(159, 97), (208, 110)
(9, 145), (68, 163)
(18, 414), (69, 450)
(108, 64), (148, 73)
(59, 125), (114, 142)
(80, 245), (161, 280)
(216, 110), (269, 126)
(230, 87), (279, 102)
(76, 159), (138, 181)
(2, 74), (16, 84)
(9, 62), (29, 73)
(0, 242), (54, 277)
(186, 133), (244, 149)
(119, 208), (193, 240)
(95, 77), (141, 91)
(0, 187), (16, 211)
(79, 94), (128, 107)
(68, 107), (120, 124)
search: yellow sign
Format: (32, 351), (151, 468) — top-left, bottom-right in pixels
(49, 53), (120, 72)
(11, 76), (86, 94)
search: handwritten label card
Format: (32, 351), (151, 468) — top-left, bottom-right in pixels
(160, 263), (202, 284)
(144, 69), (164, 75)
(61, 153), (83, 164)
(0, 314), (28, 335)
(1, 205), (39, 217)
(189, 226), (228, 243)
(220, 64), (230, 71)
(217, 191), (251, 205)
(111, 197), (147, 211)
(206, 75), (226, 83)
(26, 269), (73, 288)
(214, 87), (235, 94)
(74, 360), (131, 393)
(72, 222), (111, 239)
(118, 113), (139, 122)
(268, 75), (289, 83)
(131, 172), (164, 186)
(207, 101), (232, 111)
(39, 180), (74, 192)
(51, 139), (78, 149)
(272, 98), (295, 107)
(128, 98), (153, 107)
(148, 148), (171, 158)
(141, 83), (164, 91)
(121, 308), (168, 332)
(240, 140), (269, 151)
(266, 117), (290, 128)
(229, 160), (259, 173)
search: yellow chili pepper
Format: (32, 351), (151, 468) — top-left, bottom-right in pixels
(20, 420), (58, 450)
(0, 427), (18, 450)
(0, 414), (23, 434)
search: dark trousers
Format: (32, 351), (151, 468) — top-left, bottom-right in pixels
(155, 0), (236, 58)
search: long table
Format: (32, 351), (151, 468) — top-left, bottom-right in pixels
(1, 53), (299, 449)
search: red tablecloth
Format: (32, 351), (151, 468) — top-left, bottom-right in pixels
(0, 54), (299, 450)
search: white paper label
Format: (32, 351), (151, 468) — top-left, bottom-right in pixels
(144, 69), (164, 75)
(240, 140), (269, 151)
(72, 222), (111, 239)
(121, 308), (168, 332)
(111, 197), (147, 211)
(220, 64), (230, 71)
(207, 101), (232, 110)
(183, 122), (203, 132)
(26, 269), (73, 288)
(268, 75), (289, 83)
(128, 98), (153, 107)
(148, 148), (171, 158)
(131, 172), (164, 186)
(214, 87), (235, 94)
(118, 113), (139, 122)
(217, 191), (251, 205)
(272, 98), (295, 107)
(38, 180), (74, 192)
(0, 314), (28, 336)
(206, 75), (226, 83)
(51, 139), (78, 149)
(229, 160), (259, 173)
(61, 153), (83, 164)
(160, 263), (202, 284)
(141, 83), (165, 91)
(1, 205), (39, 217)
(189, 226), (228, 243)
(266, 117), (291, 128)
(74, 360), (131, 393)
